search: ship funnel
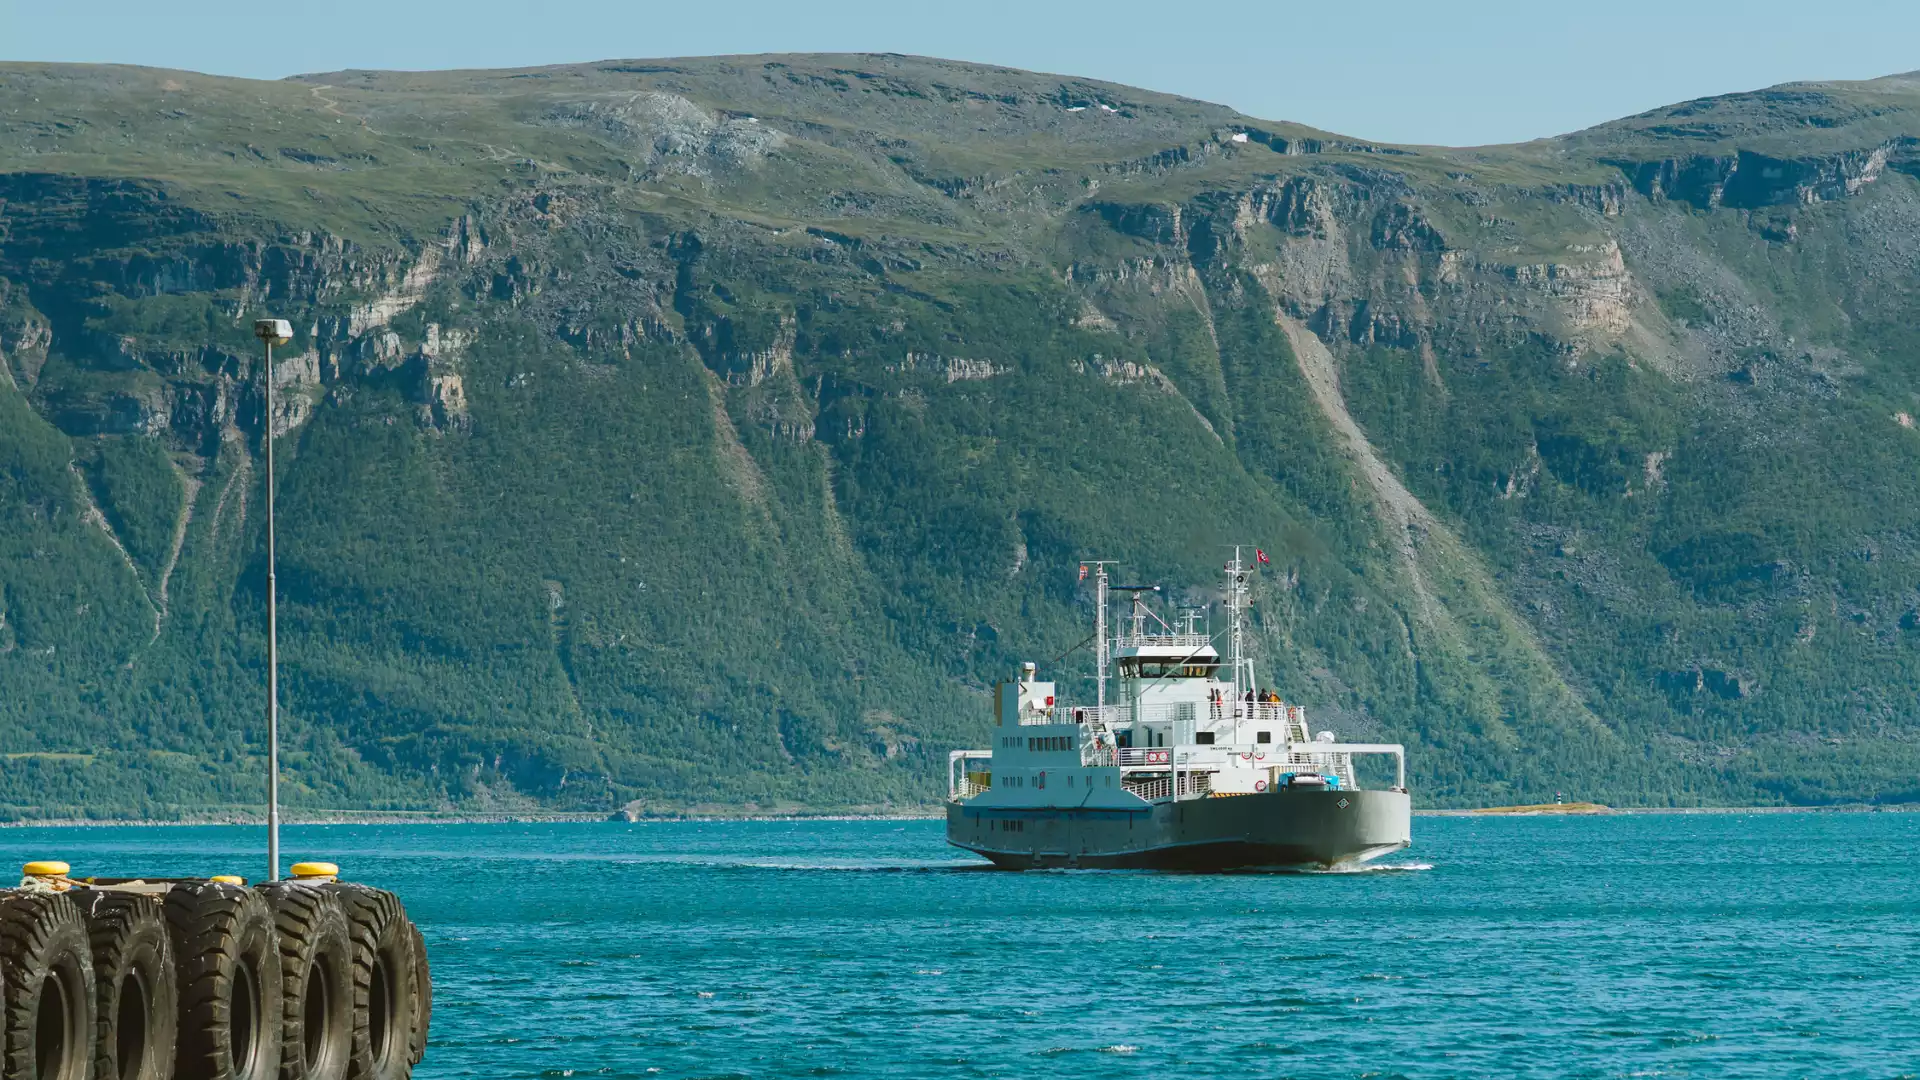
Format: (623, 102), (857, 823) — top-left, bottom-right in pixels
(1021, 661), (1036, 679)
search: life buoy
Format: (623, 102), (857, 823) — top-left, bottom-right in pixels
(1254, 752), (1266, 761)
(1254, 779), (1268, 792)
(1239, 752), (1252, 762)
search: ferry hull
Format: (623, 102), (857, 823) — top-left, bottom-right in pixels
(946, 788), (1411, 870)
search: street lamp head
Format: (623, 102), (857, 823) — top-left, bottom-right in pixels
(254, 319), (293, 346)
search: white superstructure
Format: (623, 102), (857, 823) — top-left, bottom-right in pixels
(948, 553), (1407, 813)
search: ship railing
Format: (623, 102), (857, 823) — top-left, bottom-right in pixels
(1277, 751), (1354, 788)
(1056, 701), (1213, 727)
(1121, 772), (1211, 803)
(1112, 631), (1211, 650)
(1109, 742), (1403, 792)
(1056, 701), (1306, 729)
(1124, 775), (1170, 801)
(1284, 742), (1406, 791)
(947, 750), (993, 801)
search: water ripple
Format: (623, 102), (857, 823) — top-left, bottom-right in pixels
(1, 814), (1914, 1079)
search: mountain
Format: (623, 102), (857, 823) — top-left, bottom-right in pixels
(4, 55), (1920, 818)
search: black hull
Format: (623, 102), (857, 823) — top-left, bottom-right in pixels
(947, 788), (1411, 870)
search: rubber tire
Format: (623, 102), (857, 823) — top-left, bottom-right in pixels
(323, 887), (414, 1080)
(0, 890), (96, 1080)
(255, 884), (351, 1080)
(401, 923), (427, 1068)
(164, 882), (283, 1080)
(75, 891), (178, 1080)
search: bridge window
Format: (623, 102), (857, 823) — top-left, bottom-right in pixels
(1119, 658), (1220, 679)
(1256, 731), (1272, 744)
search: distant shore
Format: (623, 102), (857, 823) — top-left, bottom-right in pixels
(0, 803), (1911, 827)
(1416, 803), (1916, 817)
(0, 809), (949, 827)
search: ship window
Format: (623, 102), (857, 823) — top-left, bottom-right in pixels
(1195, 732), (1215, 745)
(1256, 731), (1271, 744)
(1124, 659), (1221, 679)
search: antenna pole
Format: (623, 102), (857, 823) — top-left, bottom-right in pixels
(265, 336), (280, 883)
(255, 319), (291, 884)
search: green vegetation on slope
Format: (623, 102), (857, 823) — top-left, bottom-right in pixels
(2, 55), (1919, 817)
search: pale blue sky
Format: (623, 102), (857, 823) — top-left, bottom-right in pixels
(3, 0), (1916, 146)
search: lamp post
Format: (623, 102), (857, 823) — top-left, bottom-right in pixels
(254, 318), (292, 883)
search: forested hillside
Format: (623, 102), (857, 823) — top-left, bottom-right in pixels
(4, 56), (1920, 817)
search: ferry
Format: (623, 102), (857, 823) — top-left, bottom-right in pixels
(946, 554), (1411, 869)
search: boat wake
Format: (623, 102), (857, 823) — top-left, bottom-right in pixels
(702, 858), (996, 872)
(1212, 860), (1434, 875)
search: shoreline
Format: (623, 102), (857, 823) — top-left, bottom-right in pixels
(0, 811), (949, 827)
(0, 804), (1911, 827)
(1415, 803), (1917, 817)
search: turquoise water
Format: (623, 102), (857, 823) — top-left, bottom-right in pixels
(3, 813), (1917, 1079)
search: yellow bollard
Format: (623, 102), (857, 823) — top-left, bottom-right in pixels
(21, 861), (74, 892)
(289, 862), (340, 882)
(210, 875), (246, 885)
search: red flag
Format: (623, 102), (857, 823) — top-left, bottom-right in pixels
(1078, 564), (1088, 581)
(1255, 549), (1270, 565)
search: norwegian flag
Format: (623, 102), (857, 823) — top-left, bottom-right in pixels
(1255, 549), (1271, 565)
(1078, 564), (1088, 581)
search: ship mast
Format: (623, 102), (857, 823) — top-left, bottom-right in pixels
(1094, 562), (1110, 719)
(1227, 548), (1253, 720)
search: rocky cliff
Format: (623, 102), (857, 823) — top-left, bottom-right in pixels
(4, 56), (1920, 816)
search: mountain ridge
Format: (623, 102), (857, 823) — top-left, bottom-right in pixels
(3, 54), (1920, 818)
